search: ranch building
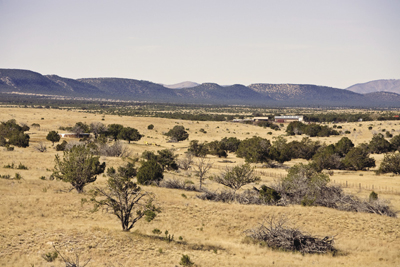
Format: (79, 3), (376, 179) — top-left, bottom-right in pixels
(274, 115), (304, 123)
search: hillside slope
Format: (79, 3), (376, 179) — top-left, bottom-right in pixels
(78, 78), (177, 101)
(0, 69), (69, 95)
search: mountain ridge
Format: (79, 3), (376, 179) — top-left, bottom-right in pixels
(1, 68), (399, 107)
(346, 79), (400, 94)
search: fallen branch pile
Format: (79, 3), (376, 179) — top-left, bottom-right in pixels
(245, 216), (336, 254)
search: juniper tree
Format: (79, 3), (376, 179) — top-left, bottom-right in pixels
(53, 145), (106, 193)
(92, 162), (159, 231)
(166, 125), (189, 142)
(46, 130), (61, 145)
(118, 127), (142, 143)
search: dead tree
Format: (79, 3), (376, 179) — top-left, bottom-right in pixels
(212, 163), (260, 193)
(52, 244), (91, 267)
(193, 156), (213, 190)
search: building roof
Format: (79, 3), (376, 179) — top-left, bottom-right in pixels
(274, 115), (303, 119)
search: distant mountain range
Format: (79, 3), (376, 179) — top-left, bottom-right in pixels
(346, 79), (400, 94)
(1, 69), (399, 107)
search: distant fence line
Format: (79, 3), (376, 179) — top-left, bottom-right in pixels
(331, 180), (399, 194)
(214, 165), (399, 194)
(38, 128), (51, 132)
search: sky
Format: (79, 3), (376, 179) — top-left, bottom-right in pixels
(1, 0), (399, 89)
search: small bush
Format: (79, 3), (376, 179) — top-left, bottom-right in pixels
(179, 254), (194, 266)
(35, 142), (47, 152)
(41, 251), (58, 262)
(259, 185), (281, 203)
(3, 163), (14, 169)
(56, 140), (68, 151)
(16, 162), (28, 170)
(152, 228), (162, 235)
(98, 141), (131, 157)
(369, 191), (378, 202)
(165, 230), (174, 243)
(148, 124), (154, 130)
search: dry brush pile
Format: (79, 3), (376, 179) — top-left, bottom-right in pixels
(245, 216), (336, 254)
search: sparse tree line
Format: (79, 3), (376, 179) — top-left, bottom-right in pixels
(58, 122), (143, 143)
(303, 111), (400, 123)
(186, 133), (400, 175)
(286, 121), (340, 137)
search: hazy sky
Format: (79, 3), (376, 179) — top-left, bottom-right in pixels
(1, 0), (399, 88)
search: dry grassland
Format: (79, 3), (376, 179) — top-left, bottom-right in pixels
(1, 107), (400, 266)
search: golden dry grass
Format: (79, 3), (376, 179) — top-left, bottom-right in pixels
(1, 107), (400, 267)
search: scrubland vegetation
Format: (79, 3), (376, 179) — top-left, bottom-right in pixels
(1, 105), (400, 266)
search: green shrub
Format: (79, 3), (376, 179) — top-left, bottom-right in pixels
(147, 124), (154, 130)
(16, 162), (28, 170)
(137, 159), (164, 185)
(165, 230), (174, 243)
(259, 185), (281, 203)
(152, 228), (162, 235)
(3, 163), (14, 169)
(41, 251), (58, 262)
(46, 131), (61, 145)
(377, 153), (400, 174)
(369, 191), (378, 202)
(56, 140), (68, 151)
(8, 132), (30, 147)
(179, 254), (194, 266)
(166, 125), (189, 142)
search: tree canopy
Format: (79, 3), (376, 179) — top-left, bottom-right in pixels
(53, 145), (106, 193)
(166, 125), (189, 142)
